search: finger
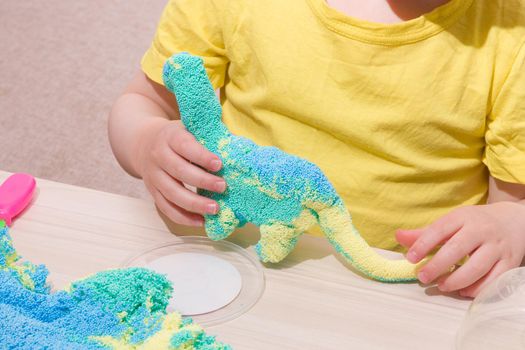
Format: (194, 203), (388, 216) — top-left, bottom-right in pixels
(417, 228), (481, 284)
(438, 245), (498, 292)
(156, 170), (219, 215)
(397, 228), (452, 248)
(168, 130), (222, 172)
(459, 260), (514, 298)
(407, 212), (465, 263)
(160, 149), (226, 193)
(152, 189), (204, 227)
(396, 229), (423, 247)
(436, 271), (453, 286)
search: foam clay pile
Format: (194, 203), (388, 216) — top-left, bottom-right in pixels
(163, 53), (427, 283)
(0, 220), (231, 349)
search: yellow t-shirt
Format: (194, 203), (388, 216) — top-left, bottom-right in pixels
(141, 0), (525, 251)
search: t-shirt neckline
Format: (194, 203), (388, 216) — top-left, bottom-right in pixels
(306, 0), (475, 46)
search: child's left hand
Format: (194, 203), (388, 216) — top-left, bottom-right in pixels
(396, 202), (525, 298)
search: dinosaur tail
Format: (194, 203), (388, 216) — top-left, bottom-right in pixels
(162, 53), (229, 152)
(314, 201), (426, 283)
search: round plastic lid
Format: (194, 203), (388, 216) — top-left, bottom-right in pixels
(146, 252), (242, 315)
(124, 236), (265, 326)
(456, 267), (525, 350)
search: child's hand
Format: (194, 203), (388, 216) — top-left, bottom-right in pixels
(396, 202), (525, 297)
(137, 120), (226, 226)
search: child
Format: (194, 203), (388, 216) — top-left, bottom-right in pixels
(108, 0), (525, 297)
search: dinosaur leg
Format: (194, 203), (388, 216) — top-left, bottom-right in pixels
(255, 223), (302, 263)
(204, 201), (240, 241)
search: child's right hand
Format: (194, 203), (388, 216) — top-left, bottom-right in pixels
(137, 120), (226, 226)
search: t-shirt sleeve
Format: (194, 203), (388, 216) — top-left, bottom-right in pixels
(141, 0), (228, 89)
(484, 42), (525, 184)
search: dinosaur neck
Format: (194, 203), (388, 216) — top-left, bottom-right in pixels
(163, 54), (230, 153)
(178, 93), (230, 154)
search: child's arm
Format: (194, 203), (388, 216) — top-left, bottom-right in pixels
(108, 71), (226, 226)
(396, 176), (525, 297)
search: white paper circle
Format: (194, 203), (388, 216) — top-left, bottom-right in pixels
(146, 252), (242, 315)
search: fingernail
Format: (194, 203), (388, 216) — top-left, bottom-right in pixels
(214, 181), (226, 193)
(211, 159), (222, 172)
(206, 203), (219, 214)
(418, 271), (429, 284)
(407, 251), (418, 263)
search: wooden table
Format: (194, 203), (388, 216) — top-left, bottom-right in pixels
(2, 171), (470, 349)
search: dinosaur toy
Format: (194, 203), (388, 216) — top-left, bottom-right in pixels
(163, 53), (427, 283)
(0, 175), (230, 350)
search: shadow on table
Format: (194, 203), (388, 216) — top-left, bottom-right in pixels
(159, 210), (331, 269)
(159, 210), (475, 287)
(424, 285), (472, 301)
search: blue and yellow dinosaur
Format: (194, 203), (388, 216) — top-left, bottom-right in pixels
(163, 53), (426, 283)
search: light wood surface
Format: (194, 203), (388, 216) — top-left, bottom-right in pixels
(2, 171), (470, 349)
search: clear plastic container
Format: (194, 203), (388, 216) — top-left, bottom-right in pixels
(456, 267), (525, 350)
(124, 236), (265, 326)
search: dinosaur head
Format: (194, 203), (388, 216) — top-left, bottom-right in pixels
(162, 52), (202, 92)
